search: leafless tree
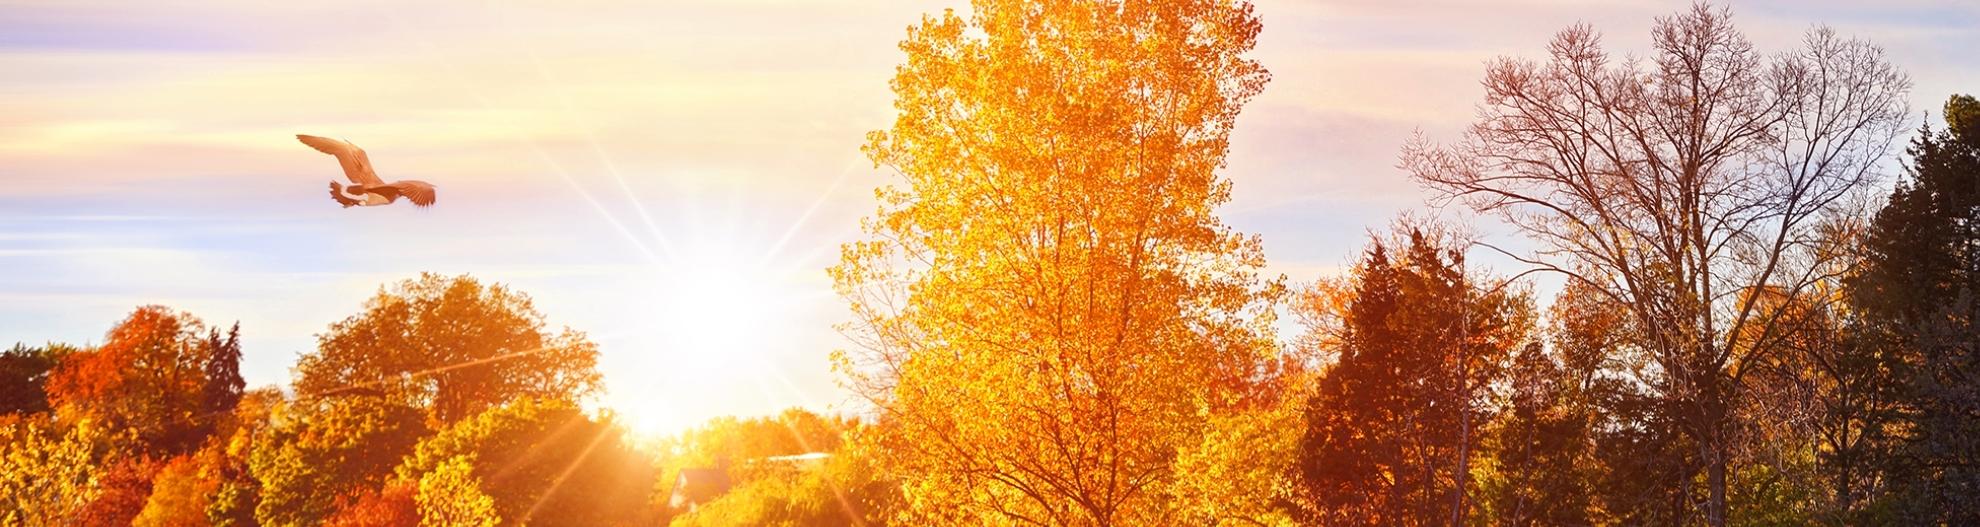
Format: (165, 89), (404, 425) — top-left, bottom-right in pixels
(1402, 4), (1909, 525)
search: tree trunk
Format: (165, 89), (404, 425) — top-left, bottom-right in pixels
(1707, 450), (1726, 527)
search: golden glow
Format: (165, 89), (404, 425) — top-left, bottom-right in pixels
(602, 222), (832, 434)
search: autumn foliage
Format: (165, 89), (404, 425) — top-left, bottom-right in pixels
(48, 306), (221, 458)
(7, 3), (1980, 527)
(835, 0), (1281, 524)
(297, 273), (603, 426)
(1292, 229), (1532, 525)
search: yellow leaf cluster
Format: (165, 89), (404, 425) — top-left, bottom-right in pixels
(417, 456), (500, 527)
(0, 418), (103, 527)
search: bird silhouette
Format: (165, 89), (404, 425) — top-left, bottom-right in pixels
(297, 135), (437, 208)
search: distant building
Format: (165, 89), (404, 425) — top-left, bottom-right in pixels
(667, 453), (833, 512)
(668, 468), (732, 512)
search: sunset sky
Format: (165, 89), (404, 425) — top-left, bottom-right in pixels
(3, 0), (1975, 435)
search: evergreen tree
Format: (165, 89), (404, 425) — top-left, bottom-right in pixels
(0, 344), (68, 416)
(1292, 230), (1531, 525)
(202, 323), (245, 423)
(1850, 94), (1980, 523)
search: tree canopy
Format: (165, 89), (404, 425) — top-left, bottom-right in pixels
(296, 273), (603, 426)
(835, 0), (1282, 524)
(1292, 228), (1533, 525)
(47, 306), (223, 457)
(1847, 94), (1980, 523)
(393, 397), (650, 527)
(1402, 6), (1911, 524)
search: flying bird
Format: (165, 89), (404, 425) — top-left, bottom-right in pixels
(297, 135), (437, 208)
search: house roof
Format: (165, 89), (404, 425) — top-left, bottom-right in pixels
(669, 468), (732, 509)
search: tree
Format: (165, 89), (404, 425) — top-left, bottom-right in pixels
(1402, 5), (1911, 524)
(1169, 393), (1303, 527)
(77, 457), (163, 527)
(392, 397), (650, 526)
(296, 273), (602, 426)
(659, 410), (896, 527)
(47, 306), (220, 457)
(208, 387), (285, 527)
(1290, 229), (1532, 525)
(134, 454), (221, 527)
(202, 323), (246, 431)
(249, 396), (428, 527)
(1525, 278), (1706, 525)
(657, 409), (854, 473)
(0, 417), (103, 527)
(0, 344), (71, 416)
(668, 444), (896, 527)
(1476, 343), (1599, 527)
(416, 456), (499, 527)
(1849, 94), (1980, 523)
(322, 481), (418, 527)
(834, 0), (1278, 524)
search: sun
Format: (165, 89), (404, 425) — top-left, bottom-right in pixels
(657, 251), (789, 365)
(569, 165), (862, 436)
(604, 231), (835, 435)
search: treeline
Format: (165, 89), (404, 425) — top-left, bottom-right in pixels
(6, 1), (1980, 526)
(0, 274), (887, 527)
(825, 1), (1976, 526)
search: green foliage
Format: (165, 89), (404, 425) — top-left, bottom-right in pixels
(207, 387), (284, 527)
(1946, 94), (1979, 138)
(1726, 456), (1819, 527)
(651, 409), (860, 521)
(0, 344), (69, 416)
(668, 451), (891, 527)
(0, 417), (102, 527)
(201, 323), (246, 438)
(1847, 94), (1980, 524)
(207, 481), (260, 527)
(395, 397), (650, 526)
(417, 456), (499, 527)
(656, 409), (851, 471)
(250, 396), (428, 527)
(1475, 344), (1598, 526)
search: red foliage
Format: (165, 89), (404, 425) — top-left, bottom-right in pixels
(324, 481), (421, 527)
(77, 457), (162, 527)
(46, 305), (214, 456)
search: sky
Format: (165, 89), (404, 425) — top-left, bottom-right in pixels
(2, 0), (1975, 436)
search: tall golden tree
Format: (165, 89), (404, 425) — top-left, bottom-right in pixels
(833, 0), (1279, 525)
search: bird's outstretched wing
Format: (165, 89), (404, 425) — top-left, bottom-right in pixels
(384, 180), (437, 207)
(297, 135), (387, 187)
(328, 182), (361, 208)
